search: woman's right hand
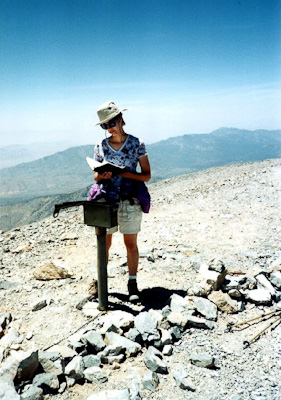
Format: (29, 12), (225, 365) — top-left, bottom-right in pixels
(94, 171), (112, 182)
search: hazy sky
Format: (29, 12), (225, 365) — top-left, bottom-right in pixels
(1, 0), (280, 146)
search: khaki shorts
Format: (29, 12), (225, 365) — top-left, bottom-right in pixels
(107, 199), (142, 235)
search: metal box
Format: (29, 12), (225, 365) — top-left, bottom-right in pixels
(83, 202), (118, 228)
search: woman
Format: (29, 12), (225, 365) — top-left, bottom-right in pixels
(94, 100), (151, 302)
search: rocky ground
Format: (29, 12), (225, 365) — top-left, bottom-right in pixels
(0, 159), (281, 400)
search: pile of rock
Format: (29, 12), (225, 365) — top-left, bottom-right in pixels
(0, 287), (222, 400)
(188, 258), (281, 311)
(1, 257), (280, 399)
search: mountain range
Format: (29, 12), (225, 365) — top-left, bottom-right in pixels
(0, 127), (280, 231)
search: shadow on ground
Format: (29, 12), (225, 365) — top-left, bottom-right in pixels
(109, 286), (186, 314)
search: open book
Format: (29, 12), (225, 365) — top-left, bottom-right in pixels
(86, 157), (125, 176)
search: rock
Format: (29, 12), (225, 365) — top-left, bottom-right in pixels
(33, 262), (72, 280)
(144, 346), (168, 374)
(0, 328), (22, 356)
(65, 355), (85, 380)
(208, 291), (239, 313)
(199, 262), (227, 290)
(0, 312), (12, 330)
(228, 289), (242, 298)
(170, 294), (196, 314)
(47, 345), (77, 363)
(125, 328), (143, 345)
(32, 373), (60, 393)
(169, 326), (182, 341)
(187, 283), (210, 297)
(84, 366), (108, 383)
(167, 312), (188, 328)
(269, 270), (281, 290)
(38, 351), (64, 375)
(100, 345), (124, 364)
(186, 315), (215, 330)
(83, 354), (101, 368)
(162, 344), (173, 356)
(173, 369), (195, 391)
(99, 311), (135, 333)
(87, 389), (130, 400)
(209, 258), (226, 273)
(134, 312), (159, 341)
(160, 329), (173, 346)
(192, 296), (218, 321)
(11, 244), (32, 253)
(104, 332), (141, 357)
(244, 289), (272, 305)
(14, 350), (39, 385)
(88, 279), (98, 297)
(20, 385), (43, 400)
(81, 330), (106, 353)
(82, 302), (100, 317)
(189, 353), (215, 368)
(60, 232), (78, 240)
(0, 378), (20, 399)
(142, 370), (159, 391)
(256, 274), (276, 295)
(31, 300), (48, 312)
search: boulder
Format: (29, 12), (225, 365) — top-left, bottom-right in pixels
(244, 289), (272, 305)
(20, 385), (43, 400)
(38, 351), (64, 375)
(269, 270), (281, 290)
(167, 312), (188, 328)
(82, 354), (101, 368)
(65, 355), (85, 380)
(142, 370), (159, 391)
(186, 315), (215, 330)
(84, 366), (108, 383)
(81, 330), (106, 353)
(208, 291), (239, 313)
(144, 346), (168, 374)
(99, 311), (134, 333)
(256, 274), (276, 296)
(33, 262), (72, 280)
(173, 369), (195, 391)
(199, 262), (227, 290)
(192, 297), (218, 321)
(134, 312), (159, 341)
(14, 350), (39, 385)
(32, 373), (60, 393)
(170, 294), (195, 314)
(104, 332), (141, 357)
(189, 353), (215, 368)
(0, 378), (20, 400)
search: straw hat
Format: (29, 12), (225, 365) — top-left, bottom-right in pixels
(96, 100), (127, 125)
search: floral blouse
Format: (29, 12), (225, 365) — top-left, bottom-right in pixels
(94, 134), (147, 201)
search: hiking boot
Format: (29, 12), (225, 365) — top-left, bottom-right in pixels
(128, 280), (140, 303)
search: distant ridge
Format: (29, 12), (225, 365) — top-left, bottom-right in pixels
(0, 128), (280, 204)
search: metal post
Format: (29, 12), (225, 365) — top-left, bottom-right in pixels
(95, 227), (108, 310)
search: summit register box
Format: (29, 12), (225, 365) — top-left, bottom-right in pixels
(53, 201), (118, 229)
(83, 202), (118, 228)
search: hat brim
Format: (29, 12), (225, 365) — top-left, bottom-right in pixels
(95, 108), (128, 126)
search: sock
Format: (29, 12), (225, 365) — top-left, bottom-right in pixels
(129, 275), (137, 280)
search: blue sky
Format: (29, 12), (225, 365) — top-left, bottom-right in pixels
(1, 0), (280, 146)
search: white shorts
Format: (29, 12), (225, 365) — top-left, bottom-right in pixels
(107, 199), (142, 235)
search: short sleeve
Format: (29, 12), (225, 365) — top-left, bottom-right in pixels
(137, 139), (147, 159)
(94, 142), (104, 162)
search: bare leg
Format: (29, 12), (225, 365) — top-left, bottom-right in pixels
(106, 234), (112, 264)
(123, 233), (139, 276)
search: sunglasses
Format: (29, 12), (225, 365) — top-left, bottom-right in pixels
(100, 116), (119, 130)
